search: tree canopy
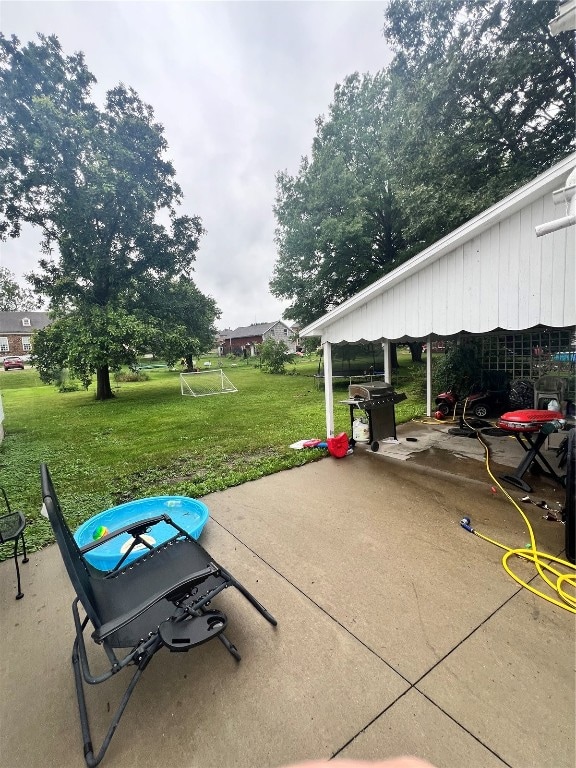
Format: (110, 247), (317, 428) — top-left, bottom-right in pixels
(0, 267), (42, 311)
(0, 33), (219, 398)
(271, 0), (575, 328)
(271, 72), (405, 326)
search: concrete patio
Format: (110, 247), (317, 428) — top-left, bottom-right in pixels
(1, 423), (574, 768)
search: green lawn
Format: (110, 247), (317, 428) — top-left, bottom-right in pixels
(0, 352), (426, 556)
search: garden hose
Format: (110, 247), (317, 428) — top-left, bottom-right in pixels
(460, 426), (576, 613)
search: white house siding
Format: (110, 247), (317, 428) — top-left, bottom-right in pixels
(309, 158), (575, 345)
(263, 322), (296, 351)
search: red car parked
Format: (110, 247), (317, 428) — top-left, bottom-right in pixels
(3, 356), (25, 371)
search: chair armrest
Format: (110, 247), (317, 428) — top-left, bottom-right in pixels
(79, 514), (170, 554)
(93, 562), (221, 642)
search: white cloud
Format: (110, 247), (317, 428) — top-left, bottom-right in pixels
(0, 0), (392, 328)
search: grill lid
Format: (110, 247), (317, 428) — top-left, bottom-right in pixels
(348, 382), (394, 400)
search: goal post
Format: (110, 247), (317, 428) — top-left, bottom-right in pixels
(180, 368), (238, 397)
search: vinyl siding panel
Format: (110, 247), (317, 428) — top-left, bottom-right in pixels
(314, 161), (575, 344)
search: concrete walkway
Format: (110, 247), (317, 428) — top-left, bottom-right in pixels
(1, 430), (574, 768)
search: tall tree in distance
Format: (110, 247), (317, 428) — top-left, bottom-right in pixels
(0, 267), (43, 311)
(271, 72), (405, 327)
(0, 34), (217, 399)
(130, 275), (220, 369)
(383, 0), (575, 252)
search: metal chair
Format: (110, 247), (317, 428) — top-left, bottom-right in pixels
(40, 463), (277, 767)
(0, 487), (28, 599)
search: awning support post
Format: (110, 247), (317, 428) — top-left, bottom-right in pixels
(426, 336), (433, 416)
(323, 341), (334, 438)
(382, 341), (391, 385)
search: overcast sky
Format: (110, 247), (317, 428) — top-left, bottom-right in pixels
(0, 0), (392, 330)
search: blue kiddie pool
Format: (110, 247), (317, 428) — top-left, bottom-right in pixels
(74, 496), (209, 571)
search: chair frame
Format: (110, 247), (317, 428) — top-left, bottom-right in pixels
(41, 463), (277, 767)
(0, 487), (29, 599)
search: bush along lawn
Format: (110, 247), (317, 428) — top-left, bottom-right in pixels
(0, 352), (426, 557)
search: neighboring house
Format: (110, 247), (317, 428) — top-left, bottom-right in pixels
(218, 321), (297, 356)
(0, 311), (51, 358)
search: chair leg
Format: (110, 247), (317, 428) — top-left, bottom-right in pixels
(20, 532), (29, 564)
(72, 636), (159, 768)
(13, 538), (23, 600)
(221, 569), (278, 626)
(217, 630), (242, 661)
(12, 532), (29, 600)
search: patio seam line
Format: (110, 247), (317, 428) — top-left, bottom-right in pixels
(210, 515), (413, 686)
(409, 554), (564, 690)
(329, 687), (411, 759)
(413, 691), (515, 768)
(410, 586), (525, 688)
(328, 581), (532, 767)
(209, 518), (565, 768)
(326, 578), (526, 767)
(329, 687), (513, 768)
(209, 517), (559, 689)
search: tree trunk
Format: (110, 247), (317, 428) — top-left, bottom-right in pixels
(184, 353), (197, 372)
(408, 342), (423, 363)
(95, 365), (115, 400)
(391, 342), (399, 370)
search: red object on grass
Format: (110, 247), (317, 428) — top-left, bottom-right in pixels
(327, 432), (350, 458)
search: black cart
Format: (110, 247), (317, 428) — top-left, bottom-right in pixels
(343, 382), (407, 452)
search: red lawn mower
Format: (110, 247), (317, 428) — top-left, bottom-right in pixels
(435, 386), (510, 419)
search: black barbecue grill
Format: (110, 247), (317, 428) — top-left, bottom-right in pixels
(342, 382), (407, 451)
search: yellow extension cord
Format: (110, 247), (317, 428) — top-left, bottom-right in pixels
(471, 430), (576, 613)
(414, 402), (576, 611)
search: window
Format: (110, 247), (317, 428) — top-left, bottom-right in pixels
(22, 317), (31, 327)
(22, 336), (31, 352)
(0, 337), (9, 352)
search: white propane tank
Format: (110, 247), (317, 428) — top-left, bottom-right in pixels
(352, 418), (370, 443)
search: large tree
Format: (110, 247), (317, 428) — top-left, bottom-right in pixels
(271, 0), (574, 329)
(383, 0), (575, 253)
(0, 266), (42, 311)
(131, 275), (220, 369)
(271, 72), (405, 327)
(0, 34), (217, 399)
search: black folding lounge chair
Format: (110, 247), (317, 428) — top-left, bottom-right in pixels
(40, 463), (277, 767)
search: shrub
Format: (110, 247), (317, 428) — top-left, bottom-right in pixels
(259, 338), (294, 374)
(433, 343), (482, 395)
(53, 368), (82, 392)
(114, 370), (150, 382)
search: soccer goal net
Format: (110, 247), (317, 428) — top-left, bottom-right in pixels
(180, 368), (238, 397)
